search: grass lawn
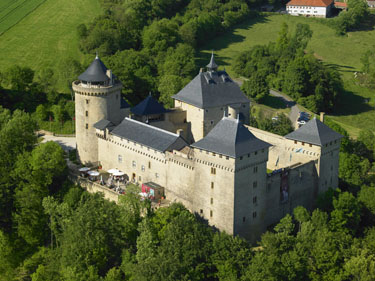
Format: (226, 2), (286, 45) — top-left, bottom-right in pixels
(200, 13), (375, 137)
(0, 0), (46, 35)
(0, 0), (101, 92)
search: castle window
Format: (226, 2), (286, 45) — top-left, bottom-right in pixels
(211, 167), (216, 175)
(262, 149), (264, 153)
(85, 123), (88, 129)
(211, 182), (214, 189)
(253, 181), (257, 188)
(210, 210), (213, 217)
(212, 153), (216, 156)
(118, 155), (122, 163)
(240, 156), (243, 160)
(132, 161), (136, 168)
(294, 140), (297, 144)
(253, 166), (258, 173)
(206, 151), (209, 154)
(226, 156), (229, 160)
(211, 198), (213, 204)
(309, 144), (312, 147)
(248, 154), (250, 157)
(139, 176), (142, 181)
(255, 151), (257, 155)
(141, 165), (145, 172)
(200, 209), (203, 214)
(302, 142), (305, 146)
(86, 99), (89, 104)
(210, 120), (214, 125)
(205, 109), (208, 113)
(148, 161), (151, 169)
(85, 111), (88, 117)
(155, 173), (159, 178)
(335, 140), (337, 144)
(253, 212), (257, 218)
(219, 154), (222, 158)
(243, 104), (246, 108)
(253, 196), (257, 204)
(183, 118), (187, 123)
(243, 217), (246, 222)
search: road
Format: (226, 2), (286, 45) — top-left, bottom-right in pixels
(269, 89), (300, 129)
(41, 134), (76, 152)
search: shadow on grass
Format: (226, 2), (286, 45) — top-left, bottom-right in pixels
(333, 88), (373, 116)
(196, 14), (270, 67)
(324, 63), (356, 73)
(261, 95), (287, 109)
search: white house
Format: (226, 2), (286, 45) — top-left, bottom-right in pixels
(286, 0), (334, 18)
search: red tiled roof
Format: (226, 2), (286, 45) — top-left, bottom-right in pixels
(334, 1), (347, 7)
(286, 0), (333, 7)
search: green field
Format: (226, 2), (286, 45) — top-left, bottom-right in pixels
(0, 0), (46, 35)
(201, 14), (375, 137)
(0, 0), (101, 91)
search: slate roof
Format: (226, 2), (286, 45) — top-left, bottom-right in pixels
(93, 119), (115, 130)
(78, 55), (110, 83)
(284, 118), (343, 146)
(111, 118), (188, 152)
(286, 0), (333, 6)
(131, 95), (167, 116)
(172, 70), (249, 109)
(191, 117), (271, 158)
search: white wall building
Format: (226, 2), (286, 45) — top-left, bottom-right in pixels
(286, 0), (333, 18)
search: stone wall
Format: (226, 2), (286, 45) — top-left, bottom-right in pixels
(70, 174), (119, 203)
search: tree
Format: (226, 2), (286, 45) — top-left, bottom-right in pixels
(242, 71), (269, 101)
(330, 192), (361, 234)
(339, 152), (370, 187)
(35, 104), (48, 122)
(158, 75), (188, 108)
(4, 65), (34, 92)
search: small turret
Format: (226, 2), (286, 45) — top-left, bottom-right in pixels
(206, 51), (218, 72)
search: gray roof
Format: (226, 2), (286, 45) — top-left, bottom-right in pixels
(172, 70), (249, 109)
(285, 118), (343, 146)
(131, 95), (167, 116)
(111, 118), (188, 152)
(93, 119), (115, 130)
(191, 117), (271, 158)
(78, 56), (109, 83)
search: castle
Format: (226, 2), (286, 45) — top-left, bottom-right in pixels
(73, 54), (342, 242)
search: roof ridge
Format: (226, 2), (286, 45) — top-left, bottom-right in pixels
(124, 117), (179, 137)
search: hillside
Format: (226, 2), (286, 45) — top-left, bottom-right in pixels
(201, 14), (375, 137)
(0, 0), (101, 91)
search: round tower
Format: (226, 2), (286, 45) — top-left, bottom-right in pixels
(72, 55), (123, 165)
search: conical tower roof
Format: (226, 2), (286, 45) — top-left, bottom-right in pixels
(131, 94), (167, 116)
(191, 117), (271, 158)
(206, 51), (218, 71)
(78, 55), (109, 83)
(285, 118), (343, 146)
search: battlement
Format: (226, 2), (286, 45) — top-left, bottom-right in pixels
(72, 80), (122, 96)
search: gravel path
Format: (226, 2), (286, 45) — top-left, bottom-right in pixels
(41, 134), (76, 152)
(269, 89), (300, 129)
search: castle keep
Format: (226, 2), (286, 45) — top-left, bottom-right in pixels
(73, 54), (342, 242)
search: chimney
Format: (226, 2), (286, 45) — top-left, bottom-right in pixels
(320, 112), (325, 123)
(107, 69), (113, 85)
(176, 129), (184, 137)
(199, 68), (204, 73)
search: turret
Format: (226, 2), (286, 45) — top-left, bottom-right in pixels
(73, 55), (127, 165)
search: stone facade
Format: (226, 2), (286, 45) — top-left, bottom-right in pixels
(73, 56), (342, 242)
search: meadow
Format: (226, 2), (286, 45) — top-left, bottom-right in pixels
(0, 0), (101, 91)
(0, 0), (46, 35)
(200, 14), (375, 137)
